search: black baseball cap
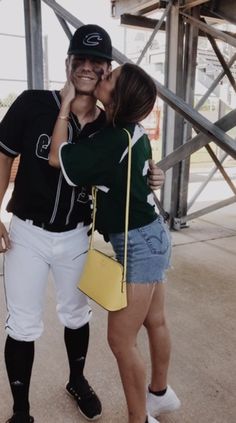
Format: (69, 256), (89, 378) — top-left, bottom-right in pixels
(68, 24), (113, 61)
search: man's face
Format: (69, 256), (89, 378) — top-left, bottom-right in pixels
(66, 55), (111, 96)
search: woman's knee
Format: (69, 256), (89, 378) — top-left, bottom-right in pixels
(108, 330), (123, 355)
(143, 311), (166, 331)
(107, 328), (134, 359)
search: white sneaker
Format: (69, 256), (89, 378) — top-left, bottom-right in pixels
(147, 413), (160, 423)
(147, 385), (181, 417)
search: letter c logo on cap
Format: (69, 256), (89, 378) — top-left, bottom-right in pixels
(83, 32), (103, 46)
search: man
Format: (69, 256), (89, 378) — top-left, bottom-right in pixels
(0, 24), (176, 423)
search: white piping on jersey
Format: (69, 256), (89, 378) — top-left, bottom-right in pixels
(96, 124), (145, 194)
(59, 143), (77, 187)
(147, 192), (156, 207)
(95, 185), (109, 193)
(49, 91), (76, 224)
(66, 188), (75, 225)
(63, 121), (78, 222)
(68, 122), (73, 142)
(143, 160), (149, 176)
(0, 141), (19, 156)
(119, 124), (145, 163)
(49, 171), (64, 224)
(52, 90), (61, 108)
(49, 91), (65, 223)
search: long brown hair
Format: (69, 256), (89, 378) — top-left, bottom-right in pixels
(111, 63), (157, 126)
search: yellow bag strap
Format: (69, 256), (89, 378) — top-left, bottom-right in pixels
(89, 128), (132, 284)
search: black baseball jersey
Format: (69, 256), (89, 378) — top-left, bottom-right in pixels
(59, 123), (158, 233)
(0, 90), (106, 226)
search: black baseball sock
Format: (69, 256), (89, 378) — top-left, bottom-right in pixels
(148, 385), (167, 396)
(5, 336), (34, 414)
(64, 323), (89, 386)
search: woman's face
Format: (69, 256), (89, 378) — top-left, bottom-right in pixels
(94, 66), (122, 107)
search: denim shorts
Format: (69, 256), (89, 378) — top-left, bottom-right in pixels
(109, 216), (172, 284)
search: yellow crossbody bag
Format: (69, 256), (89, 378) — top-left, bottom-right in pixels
(78, 129), (132, 311)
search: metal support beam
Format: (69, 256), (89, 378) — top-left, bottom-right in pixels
(207, 0), (236, 26)
(55, 15), (73, 39)
(23, 0), (44, 89)
(195, 52), (236, 110)
(204, 144), (236, 195)
(155, 80), (236, 158)
(161, 4), (185, 222)
(177, 6), (200, 222)
(120, 14), (166, 31)
(181, 12), (236, 47)
(136, 0), (173, 65)
(205, 28), (236, 94)
(42, 0), (83, 27)
(157, 108), (236, 171)
(110, 0), (161, 18)
(187, 152), (228, 210)
(181, 0), (210, 9)
(182, 196), (236, 223)
(120, 13), (235, 40)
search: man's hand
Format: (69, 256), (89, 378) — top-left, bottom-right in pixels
(0, 220), (11, 253)
(148, 159), (165, 191)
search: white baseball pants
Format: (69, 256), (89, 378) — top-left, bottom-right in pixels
(3, 215), (91, 341)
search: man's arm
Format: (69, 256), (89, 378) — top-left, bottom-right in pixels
(0, 152), (14, 252)
(148, 159), (165, 190)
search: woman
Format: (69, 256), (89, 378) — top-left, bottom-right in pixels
(49, 63), (180, 423)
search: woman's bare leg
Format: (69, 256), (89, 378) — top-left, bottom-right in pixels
(143, 282), (171, 391)
(108, 284), (155, 423)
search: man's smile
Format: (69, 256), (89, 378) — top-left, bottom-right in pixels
(78, 75), (95, 81)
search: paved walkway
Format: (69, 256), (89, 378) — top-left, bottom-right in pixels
(0, 186), (236, 422)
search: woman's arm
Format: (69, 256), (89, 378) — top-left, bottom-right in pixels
(49, 81), (75, 168)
